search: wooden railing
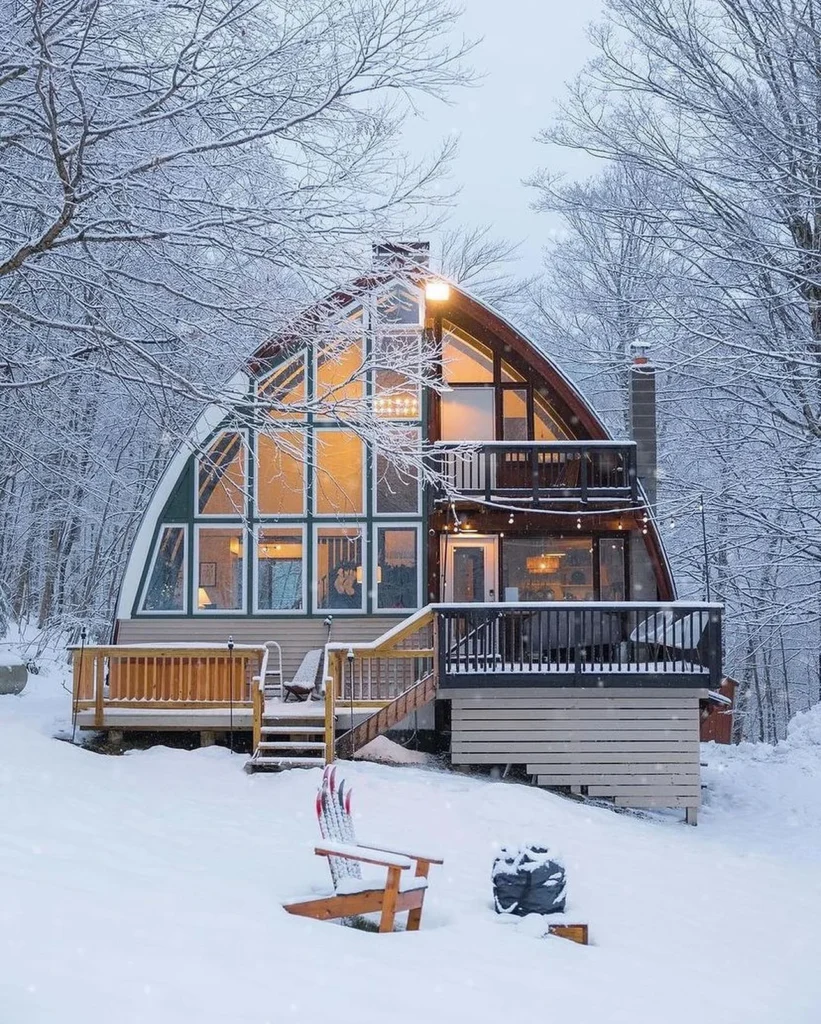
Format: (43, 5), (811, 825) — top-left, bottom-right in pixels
(434, 441), (638, 504)
(436, 602), (723, 688)
(71, 644), (266, 727)
(324, 607), (436, 763)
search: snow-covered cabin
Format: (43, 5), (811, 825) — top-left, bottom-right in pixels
(72, 245), (722, 821)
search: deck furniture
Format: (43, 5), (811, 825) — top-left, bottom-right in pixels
(282, 767), (442, 932)
(283, 647), (323, 702)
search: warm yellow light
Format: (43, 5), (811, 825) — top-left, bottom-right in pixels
(197, 587), (213, 608)
(526, 552), (565, 575)
(229, 536), (243, 556)
(425, 279), (450, 302)
(355, 565), (363, 585)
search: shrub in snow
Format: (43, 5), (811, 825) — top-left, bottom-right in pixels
(492, 844), (567, 917)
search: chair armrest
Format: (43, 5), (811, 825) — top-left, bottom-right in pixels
(357, 841), (444, 866)
(315, 841), (411, 870)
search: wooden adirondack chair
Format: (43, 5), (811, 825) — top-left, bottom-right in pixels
(282, 767), (443, 933)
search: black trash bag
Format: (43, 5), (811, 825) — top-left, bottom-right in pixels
(492, 844), (567, 916)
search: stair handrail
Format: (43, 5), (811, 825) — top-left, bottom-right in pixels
(324, 604), (435, 660)
(251, 643), (270, 754)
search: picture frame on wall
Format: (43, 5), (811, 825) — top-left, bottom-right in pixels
(199, 561), (217, 587)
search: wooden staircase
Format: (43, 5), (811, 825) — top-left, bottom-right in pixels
(248, 607), (438, 771)
(336, 670), (437, 759)
(249, 708), (327, 770)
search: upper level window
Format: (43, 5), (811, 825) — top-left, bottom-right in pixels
(197, 432), (246, 516)
(534, 391), (570, 440)
(375, 429), (421, 514)
(258, 355), (306, 421)
(316, 338), (364, 413)
(315, 430), (364, 515)
(442, 324), (493, 383)
(376, 285), (421, 326)
(256, 431), (305, 516)
(374, 331), (421, 420)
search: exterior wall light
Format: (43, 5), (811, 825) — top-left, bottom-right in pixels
(425, 279), (450, 302)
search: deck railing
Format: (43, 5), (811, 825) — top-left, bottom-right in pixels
(436, 602), (722, 688)
(434, 441), (638, 504)
(71, 644), (265, 727)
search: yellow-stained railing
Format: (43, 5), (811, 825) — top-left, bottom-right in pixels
(323, 606), (436, 764)
(71, 644), (266, 728)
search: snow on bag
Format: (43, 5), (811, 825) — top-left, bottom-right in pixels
(492, 844), (567, 917)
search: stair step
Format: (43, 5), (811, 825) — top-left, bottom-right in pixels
(260, 726), (324, 735)
(250, 756), (325, 768)
(258, 741), (325, 751)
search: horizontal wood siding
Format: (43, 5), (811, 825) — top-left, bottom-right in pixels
(116, 617), (404, 681)
(450, 689), (701, 810)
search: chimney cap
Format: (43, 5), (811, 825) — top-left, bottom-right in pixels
(372, 241), (430, 269)
(629, 340), (652, 365)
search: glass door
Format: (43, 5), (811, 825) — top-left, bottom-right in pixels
(442, 535), (498, 603)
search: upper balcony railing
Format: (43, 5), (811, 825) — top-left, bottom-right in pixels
(436, 602), (723, 690)
(433, 441), (638, 504)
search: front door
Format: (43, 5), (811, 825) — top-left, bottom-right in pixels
(442, 535), (498, 603)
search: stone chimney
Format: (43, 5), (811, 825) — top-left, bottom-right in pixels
(628, 341), (658, 509)
(372, 241), (430, 269)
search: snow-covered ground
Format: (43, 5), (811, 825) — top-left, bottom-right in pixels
(1, 658), (820, 1024)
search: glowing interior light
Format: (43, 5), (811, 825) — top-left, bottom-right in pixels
(425, 279), (450, 301)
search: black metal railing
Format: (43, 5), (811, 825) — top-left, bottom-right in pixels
(434, 441), (638, 503)
(436, 602), (722, 688)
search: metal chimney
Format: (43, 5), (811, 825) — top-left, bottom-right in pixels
(628, 341), (658, 510)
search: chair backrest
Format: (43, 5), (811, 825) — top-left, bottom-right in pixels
(317, 765), (361, 888)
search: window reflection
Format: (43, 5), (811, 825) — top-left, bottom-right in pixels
(257, 529), (303, 611)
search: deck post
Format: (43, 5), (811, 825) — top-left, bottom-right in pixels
(325, 653), (338, 764)
(94, 653), (105, 728)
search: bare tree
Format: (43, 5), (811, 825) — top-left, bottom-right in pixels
(529, 0), (821, 737)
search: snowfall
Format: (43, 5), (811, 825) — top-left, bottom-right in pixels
(1, 652), (820, 1024)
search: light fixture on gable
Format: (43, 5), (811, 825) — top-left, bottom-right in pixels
(425, 279), (450, 302)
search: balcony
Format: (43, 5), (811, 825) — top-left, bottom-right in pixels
(433, 441), (638, 505)
(436, 602), (723, 689)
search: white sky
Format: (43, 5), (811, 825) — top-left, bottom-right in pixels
(400, 0), (603, 274)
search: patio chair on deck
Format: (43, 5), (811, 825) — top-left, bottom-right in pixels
(283, 648), (323, 702)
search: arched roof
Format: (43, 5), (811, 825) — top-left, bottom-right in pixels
(115, 268), (675, 626)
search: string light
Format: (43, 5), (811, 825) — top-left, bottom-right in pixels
(576, 517), (582, 530)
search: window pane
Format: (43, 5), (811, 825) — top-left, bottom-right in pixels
(502, 537), (594, 602)
(198, 432), (246, 515)
(376, 449), (420, 514)
(316, 339), (364, 410)
(315, 431), (364, 514)
(376, 286), (421, 325)
(258, 356), (306, 420)
(442, 324), (493, 383)
(257, 432), (304, 515)
(502, 389), (528, 441)
(534, 391), (571, 441)
(440, 388), (495, 441)
(453, 546), (486, 603)
(257, 529), (303, 611)
(630, 536), (658, 600)
(316, 528), (363, 610)
(501, 359), (525, 383)
(197, 528), (244, 610)
(143, 526), (185, 611)
(600, 538), (626, 601)
(377, 529), (418, 610)
(374, 330), (422, 419)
